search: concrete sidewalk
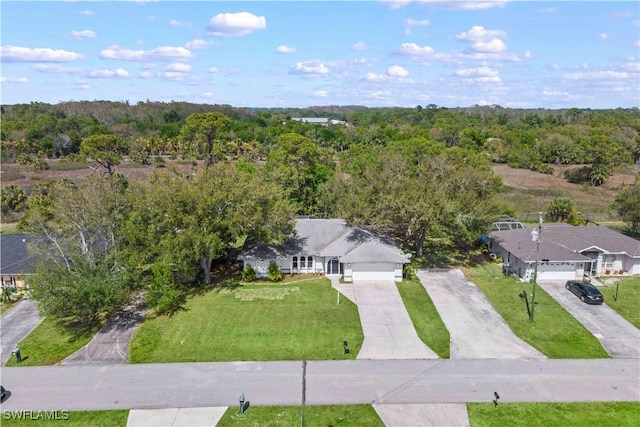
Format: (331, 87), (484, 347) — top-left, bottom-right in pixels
(373, 403), (470, 427)
(127, 407), (227, 427)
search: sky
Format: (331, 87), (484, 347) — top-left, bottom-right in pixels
(1, 1), (639, 109)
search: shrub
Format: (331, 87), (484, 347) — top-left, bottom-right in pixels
(242, 264), (257, 282)
(130, 150), (150, 165)
(267, 261), (283, 282)
(152, 156), (166, 168)
(32, 158), (49, 170)
(16, 153), (32, 165)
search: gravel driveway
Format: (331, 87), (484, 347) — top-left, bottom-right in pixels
(416, 269), (545, 359)
(538, 281), (640, 358)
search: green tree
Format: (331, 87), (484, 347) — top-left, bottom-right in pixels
(265, 132), (333, 214)
(546, 198), (576, 222)
(612, 179), (640, 233)
(180, 112), (231, 166)
(80, 134), (128, 176)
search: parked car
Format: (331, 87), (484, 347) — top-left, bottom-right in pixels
(565, 280), (604, 305)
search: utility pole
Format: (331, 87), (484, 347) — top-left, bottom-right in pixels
(530, 212), (543, 322)
(301, 360), (307, 427)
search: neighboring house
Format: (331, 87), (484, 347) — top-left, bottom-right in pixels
(238, 218), (410, 282)
(0, 234), (38, 290)
(489, 224), (640, 281)
(289, 117), (347, 126)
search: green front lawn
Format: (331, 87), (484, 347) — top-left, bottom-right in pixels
(465, 264), (609, 359)
(0, 410), (129, 427)
(130, 279), (364, 363)
(468, 401), (640, 427)
(4, 317), (96, 367)
(599, 277), (640, 328)
(218, 404), (384, 426)
(397, 278), (450, 358)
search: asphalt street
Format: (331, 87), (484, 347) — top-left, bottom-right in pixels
(0, 300), (43, 364)
(539, 281), (640, 358)
(1, 359), (637, 411)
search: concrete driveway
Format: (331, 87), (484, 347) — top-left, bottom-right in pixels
(416, 269), (545, 359)
(333, 279), (438, 360)
(62, 295), (146, 365)
(1, 299), (43, 364)
(538, 281), (640, 358)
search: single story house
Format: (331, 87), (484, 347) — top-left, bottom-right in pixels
(289, 117), (347, 126)
(489, 224), (640, 281)
(0, 234), (38, 290)
(238, 218), (410, 282)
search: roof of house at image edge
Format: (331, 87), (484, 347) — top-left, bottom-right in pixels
(0, 234), (39, 275)
(490, 224), (640, 263)
(238, 218), (410, 264)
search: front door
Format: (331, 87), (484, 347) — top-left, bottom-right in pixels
(328, 259), (343, 275)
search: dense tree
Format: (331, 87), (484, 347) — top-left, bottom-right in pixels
(80, 134), (128, 176)
(179, 112), (231, 166)
(612, 178), (640, 233)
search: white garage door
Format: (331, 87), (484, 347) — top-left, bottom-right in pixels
(351, 263), (396, 281)
(536, 262), (578, 281)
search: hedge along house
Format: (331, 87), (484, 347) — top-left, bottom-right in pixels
(489, 224), (640, 281)
(238, 218), (410, 282)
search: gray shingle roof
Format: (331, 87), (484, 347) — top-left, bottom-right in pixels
(490, 224), (640, 262)
(0, 234), (39, 275)
(239, 218), (409, 263)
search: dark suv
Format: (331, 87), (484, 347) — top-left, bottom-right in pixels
(565, 280), (604, 305)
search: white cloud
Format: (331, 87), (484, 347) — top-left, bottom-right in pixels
(456, 26), (506, 42)
(352, 42), (368, 51)
(166, 63), (192, 72)
(185, 39), (208, 50)
(289, 59), (329, 76)
(208, 67), (219, 73)
(0, 76), (28, 83)
(162, 71), (185, 81)
(203, 92), (214, 98)
(635, 39), (640, 48)
(470, 38), (506, 53)
(314, 90), (328, 97)
(206, 12), (266, 37)
(100, 45), (193, 62)
(404, 18), (430, 34)
(396, 42), (435, 57)
(70, 30), (97, 40)
(77, 10), (95, 16)
(383, 0), (508, 11)
(1, 45), (82, 62)
(32, 63), (129, 78)
(387, 65), (409, 77)
(139, 71), (154, 79)
(538, 7), (558, 13)
(455, 66), (498, 77)
(169, 19), (192, 28)
(564, 70), (630, 80)
(276, 45), (296, 54)
(599, 33), (608, 40)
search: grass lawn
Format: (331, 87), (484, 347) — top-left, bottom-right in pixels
(0, 410), (129, 426)
(397, 278), (450, 358)
(467, 401), (640, 427)
(218, 404), (384, 426)
(465, 264), (609, 359)
(599, 277), (640, 329)
(3, 317), (96, 367)
(130, 279), (364, 363)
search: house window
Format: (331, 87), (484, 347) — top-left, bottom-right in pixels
(293, 257), (298, 270)
(307, 256), (313, 271)
(300, 256), (306, 269)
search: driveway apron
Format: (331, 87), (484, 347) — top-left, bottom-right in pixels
(373, 403), (470, 427)
(351, 281), (438, 360)
(62, 296), (146, 365)
(1, 299), (43, 364)
(538, 281), (640, 358)
(416, 269), (545, 359)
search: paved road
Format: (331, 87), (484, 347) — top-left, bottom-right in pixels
(350, 281), (439, 360)
(539, 281), (640, 359)
(0, 299), (43, 364)
(1, 359), (637, 411)
(62, 296), (146, 365)
(416, 269), (545, 359)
